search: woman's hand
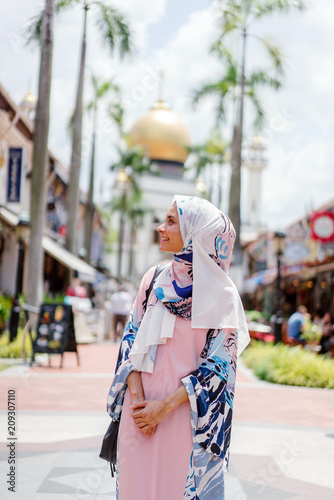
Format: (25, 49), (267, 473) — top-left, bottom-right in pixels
(131, 386), (189, 436)
(131, 400), (169, 429)
(127, 372), (156, 437)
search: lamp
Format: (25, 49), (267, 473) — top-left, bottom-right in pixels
(273, 231), (285, 256)
(116, 168), (131, 279)
(196, 178), (207, 198)
(273, 231), (285, 344)
(9, 212), (30, 341)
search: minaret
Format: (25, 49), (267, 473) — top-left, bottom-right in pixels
(243, 135), (267, 229)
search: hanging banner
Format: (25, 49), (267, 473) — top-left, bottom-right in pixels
(7, 147), (24, 203)
(311, 212), (334, 243)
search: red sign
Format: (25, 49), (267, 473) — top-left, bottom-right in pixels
(311, 212), (334, 243)
(58, 225), (67, 237)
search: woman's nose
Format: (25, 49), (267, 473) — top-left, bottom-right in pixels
(157, 222), (164, 233)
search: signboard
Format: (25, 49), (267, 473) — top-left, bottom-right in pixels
(33, 303), (78, 356)
(284, 220), (311, 264)
(7, 147), (24, 203)
(311, 212), (334, 243)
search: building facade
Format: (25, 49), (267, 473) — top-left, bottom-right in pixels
(243, 198), (334, 318)
(0, 83), (104, 298)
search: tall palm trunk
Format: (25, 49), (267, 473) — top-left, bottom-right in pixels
(228, 28), (246, 266)
(27, 0), (55, 306)
(66, 4), (88, 254)
(84, 104), (96, 263)
(128, 216), (135, 277)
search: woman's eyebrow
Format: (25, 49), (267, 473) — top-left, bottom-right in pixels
(167, 214), (176, 220)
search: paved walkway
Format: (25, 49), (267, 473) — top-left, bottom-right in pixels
(1, 340), (334, 499)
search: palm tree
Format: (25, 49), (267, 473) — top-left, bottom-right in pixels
(84, 74), (121, 264)
(65, 1), (132, 256)
(25, 0), (132, 257)
(188, 129), (228, 206)
(111, 191), (151, 278)
(194, 0), (305, 265)
(110, 146), (157, 278)
(26, 0), (55, 307)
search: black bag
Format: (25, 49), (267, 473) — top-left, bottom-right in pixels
(99, 419), (119, 476)
(99, 264), (165, 476)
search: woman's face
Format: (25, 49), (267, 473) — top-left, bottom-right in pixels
(157, 204), (184, 253)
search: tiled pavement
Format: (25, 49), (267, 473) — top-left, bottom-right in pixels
(1, 340), (334, 499)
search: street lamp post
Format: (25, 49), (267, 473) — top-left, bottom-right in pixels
(9, 212), (30, 342)
(116, 168), (131, 280)
(273, 231), (285, 344)
(196, 177), (207, 199)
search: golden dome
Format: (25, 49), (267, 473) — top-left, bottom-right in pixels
(128, 100), (191, 164)
(21, 89), (37, 110)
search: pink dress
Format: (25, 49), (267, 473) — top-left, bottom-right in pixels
(118, 316), (207, 499)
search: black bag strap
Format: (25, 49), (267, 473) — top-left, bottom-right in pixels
(143, 264), (165, 313)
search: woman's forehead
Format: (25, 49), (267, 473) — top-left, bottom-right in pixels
(167, 204), (178, 218)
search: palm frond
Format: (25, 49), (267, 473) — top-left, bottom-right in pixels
(23, 0), (79, 45)
(108, 101), (124, 129)
(216, 2), (243, 34)
(246, 88), (265, 129)
(55, 0), (79, 14)
(254, 0), (306, 18)
(261, 37), (285, 75)
(210, 39), (234, 61)
(94, 2), (132, 57)
(247, 70), (282, 90)
(193, 83), (221, 107)
(23, 11), (44, 45)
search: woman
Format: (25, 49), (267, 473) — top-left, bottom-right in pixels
(107, 196), (250, 499)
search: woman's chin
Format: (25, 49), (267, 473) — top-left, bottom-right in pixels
(159, 243), (169, 252)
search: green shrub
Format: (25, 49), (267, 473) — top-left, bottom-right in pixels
(43, 294), (66, 304)
(245, 310), (267, 322)
(242, 342), (334, 389)
(0, 295), (12, 330)
(0, 328), (33, 359)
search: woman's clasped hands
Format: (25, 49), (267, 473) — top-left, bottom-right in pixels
(131, 400), (169, 437)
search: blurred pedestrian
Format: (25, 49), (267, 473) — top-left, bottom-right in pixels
(110, 286), (132, 342)
(65, 273), (87, 298)
(106, 196), (250, 500)
(319, 312), (334, 355)
(287, 305), (308, 345)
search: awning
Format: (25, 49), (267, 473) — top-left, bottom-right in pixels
(0, 207), (97, 283)
(42, 236), (96, 283)
(0, 206), (19, 227)
(243, 268), (277, 293)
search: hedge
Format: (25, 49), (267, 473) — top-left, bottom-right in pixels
(0, 329), (33, 359)
(242, 342), (334, 389)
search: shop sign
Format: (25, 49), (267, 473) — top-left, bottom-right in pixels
(7, 147), (24, 203)
(311, 212), (334, 243)
(284, 242), (310, 262)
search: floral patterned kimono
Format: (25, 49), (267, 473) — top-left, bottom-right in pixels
(106, 196), (249, 500)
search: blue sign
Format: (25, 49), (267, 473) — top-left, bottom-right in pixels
(7, 147), (23, 203)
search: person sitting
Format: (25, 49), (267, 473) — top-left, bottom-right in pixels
(287, 305), (308, 345)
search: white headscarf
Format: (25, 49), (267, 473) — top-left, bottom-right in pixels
(129, 196), (250, 373)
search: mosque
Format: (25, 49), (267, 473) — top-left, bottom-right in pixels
(110, 97), (197, 280)
(108, 95), (268, 282)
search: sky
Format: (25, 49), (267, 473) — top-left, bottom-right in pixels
(0, 0), (333, 231)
